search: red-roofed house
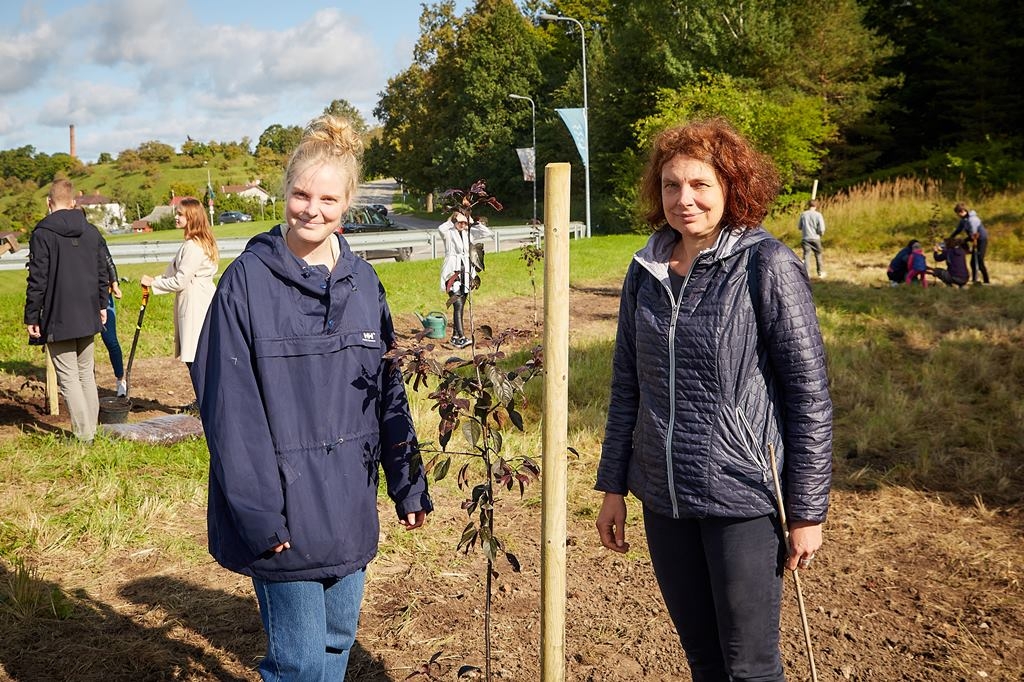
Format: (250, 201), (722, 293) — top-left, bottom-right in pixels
(220, 181), (270, 204)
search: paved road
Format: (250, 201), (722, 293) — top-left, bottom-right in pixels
(354, 178), (438, 230)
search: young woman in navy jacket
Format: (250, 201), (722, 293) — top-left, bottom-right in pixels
(192, 114), (432, 680)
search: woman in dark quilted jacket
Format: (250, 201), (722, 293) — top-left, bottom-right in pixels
(596, 118), (833, 681)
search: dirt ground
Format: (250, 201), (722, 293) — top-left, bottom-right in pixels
(1, 286), (1022, 681)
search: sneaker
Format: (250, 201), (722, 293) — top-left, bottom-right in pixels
(116, 379), (127, 397)
(451, 336), (471, 349)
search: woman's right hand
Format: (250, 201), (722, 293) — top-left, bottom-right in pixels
(140, 274), (154, 287)
(271, 541), (291, 553)
(596, 492), (630, 553)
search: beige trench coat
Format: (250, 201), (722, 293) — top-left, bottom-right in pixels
(149, 239), (217, 363)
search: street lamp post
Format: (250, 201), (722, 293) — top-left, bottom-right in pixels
(538, 12), (591, 238)
(508, 93), (537, 226)
(204, 161), (215, 226)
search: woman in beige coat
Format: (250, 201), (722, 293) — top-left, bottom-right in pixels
(142, 197), (218, 407)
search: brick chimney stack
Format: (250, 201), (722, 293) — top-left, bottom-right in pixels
(69, 124), (76, 159)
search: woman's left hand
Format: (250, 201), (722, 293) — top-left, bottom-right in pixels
(140, 274), (154, 287)
(400, 510), (427, 530)
(787, 520), (823, 571)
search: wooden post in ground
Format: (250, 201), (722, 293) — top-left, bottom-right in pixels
(541, 162), (571, 682)
(45, 345), (59, 415)
(811, 179), (819, 201)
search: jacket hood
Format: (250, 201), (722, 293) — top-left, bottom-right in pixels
(36, 208), (89, 239)
(244, 225), (359, 296)
(635, 225), (774, 280)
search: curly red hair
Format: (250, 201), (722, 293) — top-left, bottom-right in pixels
(639, 118), (780, 230)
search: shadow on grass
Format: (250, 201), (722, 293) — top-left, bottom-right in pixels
(120, 576), (393, 681)
(0, 564), (393, 681)
(0, 561), (251, 681)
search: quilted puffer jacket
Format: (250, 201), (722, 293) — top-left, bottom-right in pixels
(597, 226), (832, 523)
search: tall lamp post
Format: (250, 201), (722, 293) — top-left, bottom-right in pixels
(508, 93), (537, 226)
(204, 161), (215, 226)
(538, 12), (590, 238)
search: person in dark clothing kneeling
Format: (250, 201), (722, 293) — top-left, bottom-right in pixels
(596, 118), (833, 681)
(933, 237), (970, 288)
(191, 114), (432, 681)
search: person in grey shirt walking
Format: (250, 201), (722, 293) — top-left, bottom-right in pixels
(798, 199), (826, 278)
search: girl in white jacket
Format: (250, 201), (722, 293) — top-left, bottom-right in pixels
(437, 210), (492, 347)
(141, 197), (218, 407)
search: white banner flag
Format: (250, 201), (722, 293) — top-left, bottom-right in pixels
(515, 147), (536, 181)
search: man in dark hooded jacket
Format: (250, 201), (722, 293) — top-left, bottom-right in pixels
(24, 179), (108, 441)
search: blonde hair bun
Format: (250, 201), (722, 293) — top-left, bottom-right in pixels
(283, 113), (364, 201)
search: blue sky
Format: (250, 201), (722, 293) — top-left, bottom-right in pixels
(0, 0), (472, 162)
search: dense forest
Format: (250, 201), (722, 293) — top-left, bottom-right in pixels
(371, 0), (1024, 229)
(2, 0), (1022, 233)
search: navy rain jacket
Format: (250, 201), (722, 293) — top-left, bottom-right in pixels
(597, 226), (832, 524)
(192, 226), (432, 581)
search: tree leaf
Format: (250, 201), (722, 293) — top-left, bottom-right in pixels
(457, 522), (477, 552)
(505, 551), (521, 573)
(433, 456), (451, 482)
(457, 462), (471, 490)
(457, 665), (482, 678)
(462, 419), (482, 448)
(508, 408), (524, 431)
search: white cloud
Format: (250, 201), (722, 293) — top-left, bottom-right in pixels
(0, 19), (60, 93)
(0, 0), (428, 160)
(37, 83), (141, 127)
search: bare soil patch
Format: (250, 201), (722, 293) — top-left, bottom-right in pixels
(1, 285), (1021, 681)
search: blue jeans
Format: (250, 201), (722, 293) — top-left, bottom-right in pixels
(99, 293), (124, 379)
(252, 569), (366, 681)
(643, 509), (786, 682)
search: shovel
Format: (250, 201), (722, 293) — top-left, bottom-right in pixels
(99, 285), (149, 423)
(123, 284), (150, 400)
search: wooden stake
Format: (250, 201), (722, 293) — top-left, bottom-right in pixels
(811, 179), (819, 201)
(45, 345), (59, 415)
(541, 162), (571, 682)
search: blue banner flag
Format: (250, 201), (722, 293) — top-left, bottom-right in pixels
(556, 107), (589, 167)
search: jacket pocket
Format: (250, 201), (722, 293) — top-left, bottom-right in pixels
(254, 329), (382, 358)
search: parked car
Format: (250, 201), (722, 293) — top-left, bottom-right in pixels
(217, 211), (252, 224)
(339, 206), (412, 262)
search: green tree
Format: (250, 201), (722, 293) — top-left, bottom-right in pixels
(376, 0), (544, 211)
(256, 124), (303, 156)
(323, 99), (368, 136)
(862, 0), (1024, 185)
(136, 140), (175, 163)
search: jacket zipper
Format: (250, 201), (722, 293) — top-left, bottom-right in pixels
(664, 264), (694, 520)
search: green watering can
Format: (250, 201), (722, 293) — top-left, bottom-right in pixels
(415, 311), (448, 339)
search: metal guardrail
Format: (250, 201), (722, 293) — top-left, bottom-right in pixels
(0, 222), (586, 271)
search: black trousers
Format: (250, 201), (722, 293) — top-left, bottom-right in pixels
(971, 236), (989, 283)
(644, 508), (787, 682)
(450, 293), (466, 337)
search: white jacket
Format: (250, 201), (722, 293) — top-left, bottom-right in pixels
(150, 239), (218, 363)
(437, 219), (493, 294)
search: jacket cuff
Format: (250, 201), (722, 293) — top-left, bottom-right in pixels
(394, 492), (434, 519)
